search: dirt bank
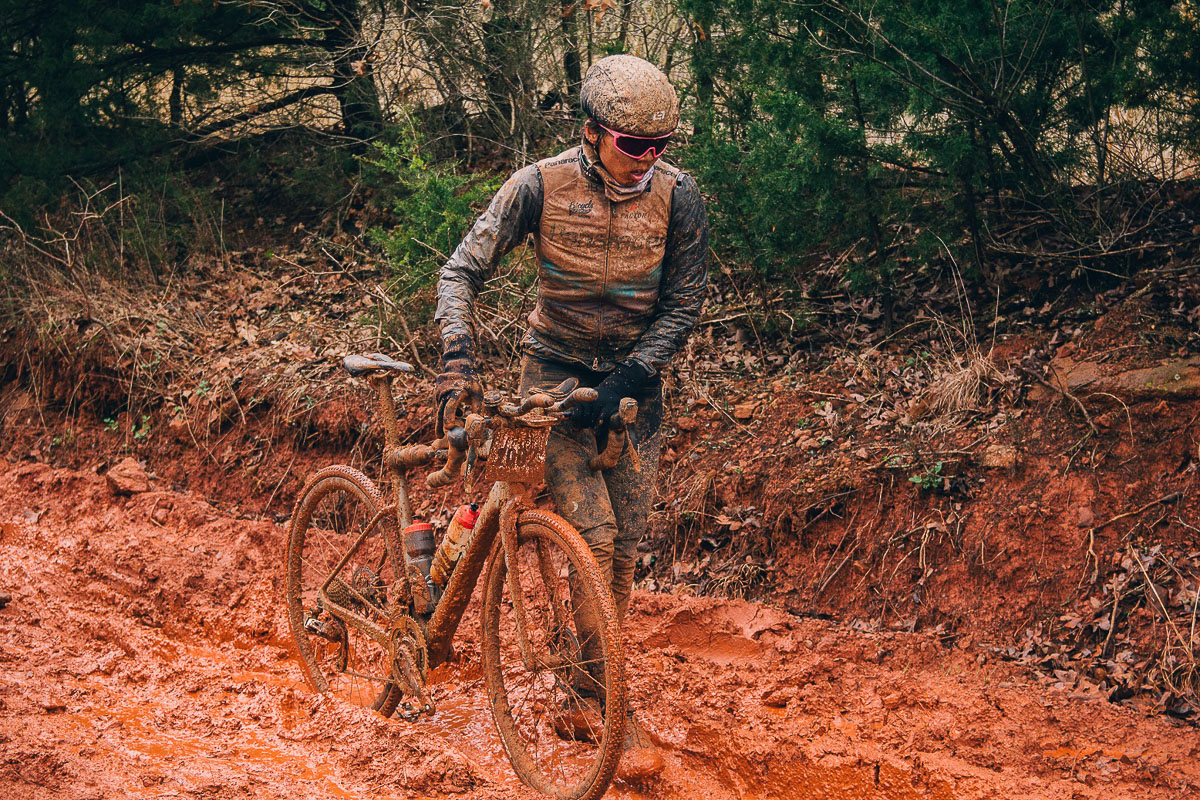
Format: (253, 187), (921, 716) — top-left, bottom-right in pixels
(2, 460), (1197, 799)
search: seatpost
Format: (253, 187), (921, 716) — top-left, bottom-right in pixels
(370, 374), (403, 450)
(369, 373), (413, 529)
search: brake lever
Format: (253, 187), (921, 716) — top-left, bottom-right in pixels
(588, 397), (639, 472)
(552, 387), (599, 413)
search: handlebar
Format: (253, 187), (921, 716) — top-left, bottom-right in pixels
(422, 385), (639, 488)
(497, 386), (598, 418)
(426, 426), (467, 488)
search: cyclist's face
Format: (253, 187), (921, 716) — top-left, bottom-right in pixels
(586, 126), (659, 186)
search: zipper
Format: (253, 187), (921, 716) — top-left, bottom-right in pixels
(595, 194), (612, 372)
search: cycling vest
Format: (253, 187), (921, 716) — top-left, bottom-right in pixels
(528, 146), (679, 369)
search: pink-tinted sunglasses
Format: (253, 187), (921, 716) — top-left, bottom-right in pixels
(595, 121), (672, 160)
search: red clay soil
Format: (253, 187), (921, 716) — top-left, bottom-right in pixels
(2, 460), (1197, 800)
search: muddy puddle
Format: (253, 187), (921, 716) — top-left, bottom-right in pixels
(2, 462), (1197, 800)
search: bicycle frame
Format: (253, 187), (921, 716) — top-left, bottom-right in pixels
(313, 366), (631, 687)
(312, 373), (524, 674)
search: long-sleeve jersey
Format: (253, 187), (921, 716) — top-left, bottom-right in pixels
(434, 145), (708, 375)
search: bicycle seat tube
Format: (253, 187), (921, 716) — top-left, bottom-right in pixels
(369, 373), (414, 530)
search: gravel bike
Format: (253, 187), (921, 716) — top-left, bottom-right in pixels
(284, 353), (638, 800)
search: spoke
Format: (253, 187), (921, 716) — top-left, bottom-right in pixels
(487, 526), (615, 795)
(290, 481), (398, 716)
(339, 667), (392, 685)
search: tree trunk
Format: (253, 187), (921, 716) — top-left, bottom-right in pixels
(690, 15), (715, 138)
(169, 68), (184, 128)
(561, 2), (582, 104)
(481, 0), (533, 145)
(324, 0), (383, 141)
(962, 122), (988, 278)
(849, 78), (883, 263)
(617, 0), (633, 51)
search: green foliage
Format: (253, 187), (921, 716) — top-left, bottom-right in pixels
(909, 461), (944, 491)
(364, 128), (500, 298)
(677, 0), (1200, 284)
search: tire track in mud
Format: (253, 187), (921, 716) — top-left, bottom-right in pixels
(1, 461), (1196, 800)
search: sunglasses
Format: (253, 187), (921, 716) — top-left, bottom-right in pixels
(595, 121), (672, 160)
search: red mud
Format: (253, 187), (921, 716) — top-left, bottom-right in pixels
(2, 460), (1198, 799)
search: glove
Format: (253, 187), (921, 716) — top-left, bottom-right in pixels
(567, 360), (651, 431)
(433, 332), (480, 411)
(434, 359), (477, 408)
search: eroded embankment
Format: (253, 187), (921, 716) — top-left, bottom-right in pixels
(1, 460), (1197, 800)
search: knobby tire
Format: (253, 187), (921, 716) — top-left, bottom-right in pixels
(285, 465), (402, 717)
(481, 509), (628, 800)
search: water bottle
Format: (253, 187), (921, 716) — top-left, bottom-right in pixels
(429, 504), (480, 586)
(402, 521), (436, 584)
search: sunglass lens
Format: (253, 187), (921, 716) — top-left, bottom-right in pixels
(616, 135), (669, 158)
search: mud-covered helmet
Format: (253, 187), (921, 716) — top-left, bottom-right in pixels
(580, 55), (679, 138)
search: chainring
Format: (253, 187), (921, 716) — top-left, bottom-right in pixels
(388, 615), (427, 687)
(388, 614), (434, 720)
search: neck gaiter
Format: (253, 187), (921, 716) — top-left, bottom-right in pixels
(580, 138), (655, 203)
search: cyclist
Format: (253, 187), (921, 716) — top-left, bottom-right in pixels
(433, 54), (708, 780)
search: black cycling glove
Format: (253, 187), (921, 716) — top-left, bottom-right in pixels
(434, 332), (480, 410)
(567, 360), (651, 431)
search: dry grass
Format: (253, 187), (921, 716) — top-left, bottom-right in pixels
(917, 339), (1006, 420)
(908, 246), (1011, 427)
(0, 183), (413, 457)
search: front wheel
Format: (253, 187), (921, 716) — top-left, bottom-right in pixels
(285, 465), (402, 716)
(481, 509), (627, 800)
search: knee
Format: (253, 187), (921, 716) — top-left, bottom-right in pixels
(578, 521), (617, 565)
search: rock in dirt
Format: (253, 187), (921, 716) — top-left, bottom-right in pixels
(979, 444), (1018, 469)
(105, 458), (150, 495)
(1076, 506), (1095, 528)
(1037, 355), (1200, 403)
(733, 402), (757, 420)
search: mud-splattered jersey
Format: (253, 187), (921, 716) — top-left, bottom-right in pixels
(434, 145), (708, 374)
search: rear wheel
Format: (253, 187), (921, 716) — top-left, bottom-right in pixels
(285, 465), (401, 716)
(481, 509), (627, 800)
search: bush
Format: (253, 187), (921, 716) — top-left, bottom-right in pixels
(677, 0), (1200, 288)
(365, 128), (501, 303)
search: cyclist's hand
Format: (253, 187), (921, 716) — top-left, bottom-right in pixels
(433, 359), (479, 410)
(434, 331), (481, 412)
(567, 361), (650, 431)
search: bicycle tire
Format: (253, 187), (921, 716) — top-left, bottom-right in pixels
(481, 509), (628, 800)
(285, 465), (402, 717)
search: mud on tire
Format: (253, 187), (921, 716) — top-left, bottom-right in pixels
(481, 509), (627, 800)
(285, 465), (402, 716)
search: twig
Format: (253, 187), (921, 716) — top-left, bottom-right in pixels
(1100, 581), (1123, 658)
(1093, 492), (1181, 534)
(1019, 365), (1098, 434)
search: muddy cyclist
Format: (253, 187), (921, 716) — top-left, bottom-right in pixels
(433, 54), (709, 781)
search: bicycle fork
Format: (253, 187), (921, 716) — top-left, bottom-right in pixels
(499, 496), (573, 675)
